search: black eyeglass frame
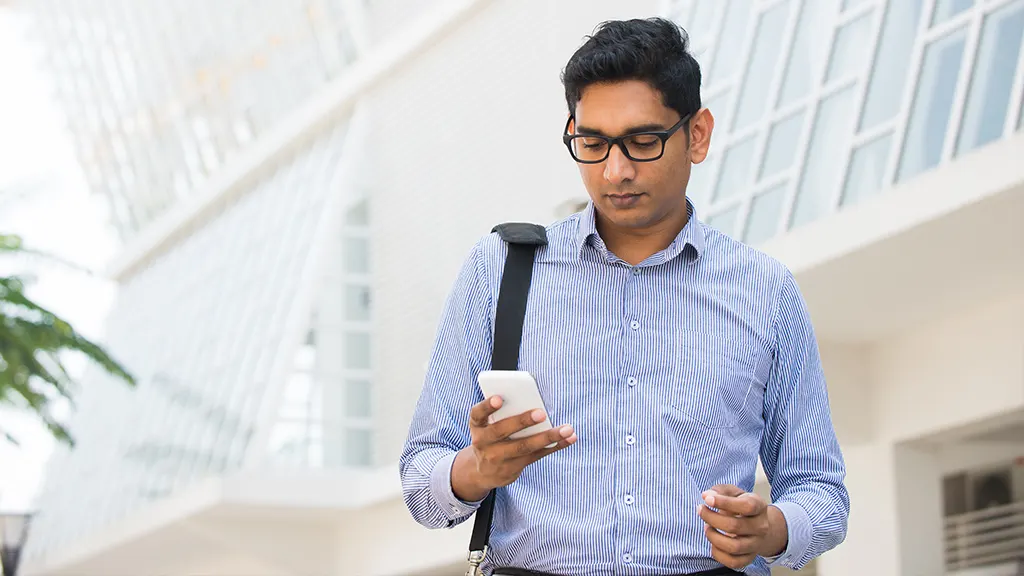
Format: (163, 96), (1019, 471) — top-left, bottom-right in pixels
(562, 112), (694, 164)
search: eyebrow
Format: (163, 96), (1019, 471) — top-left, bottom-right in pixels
(574, 123), (667, 136)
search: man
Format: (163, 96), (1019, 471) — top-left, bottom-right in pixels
(400, 17), (849, 576)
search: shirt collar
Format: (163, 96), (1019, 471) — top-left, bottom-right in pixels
(575, 197), (705, 264)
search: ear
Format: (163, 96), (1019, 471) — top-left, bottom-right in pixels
(688, 108), (715, 164)
(565, 114), (575, 135)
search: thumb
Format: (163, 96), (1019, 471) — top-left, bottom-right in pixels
(705, 484), (746, 498)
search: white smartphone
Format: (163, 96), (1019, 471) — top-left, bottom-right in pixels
(477, 370), (556, 445)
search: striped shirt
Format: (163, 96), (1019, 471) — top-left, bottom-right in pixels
(400, 199), (849, 575)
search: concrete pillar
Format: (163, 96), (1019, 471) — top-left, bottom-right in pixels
(816, 442), (901, 576)
(893, 443), (944, 576)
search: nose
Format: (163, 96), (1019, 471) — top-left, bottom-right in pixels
(603, 143), (636, 185)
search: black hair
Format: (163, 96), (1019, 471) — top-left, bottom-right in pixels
(561, 17), (702, 120)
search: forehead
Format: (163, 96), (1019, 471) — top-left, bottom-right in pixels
(574, 80), (674, 129)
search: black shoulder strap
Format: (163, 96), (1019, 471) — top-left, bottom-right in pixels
(467, 222), (547, 574)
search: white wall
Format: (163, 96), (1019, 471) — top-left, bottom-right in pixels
(363, 0), (661, 464)
(870, 291), (1024, 443)
(816, 290), (1024, 576)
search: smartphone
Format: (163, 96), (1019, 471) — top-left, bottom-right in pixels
(477, 370), (556, 445)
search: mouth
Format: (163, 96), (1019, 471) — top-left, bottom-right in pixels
(606, 192), (644, 208)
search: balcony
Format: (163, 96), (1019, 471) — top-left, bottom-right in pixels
(945, 500), (1024, 573)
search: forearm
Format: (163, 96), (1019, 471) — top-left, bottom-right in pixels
(759, 505), (789, 558)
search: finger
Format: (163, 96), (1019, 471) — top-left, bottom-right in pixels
(524, 429), (578, 464)
(500, 424), (575, 460)
(698, 502), (759, 536)
(486, 408), (549, 443)
(704, 524), (760, 557)
(708, 532), (757, 571)
(703, 490), (765, 517)
(469, 396), (504, 428)
(707, 484), (746, 498)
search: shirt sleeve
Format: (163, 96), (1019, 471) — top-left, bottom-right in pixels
(759, 271), (850, 569)
(399, 240), (495, 529)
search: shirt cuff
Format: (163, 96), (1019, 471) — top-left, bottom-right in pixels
(762, 501), (812, 569)
(430, 451), (486, 522)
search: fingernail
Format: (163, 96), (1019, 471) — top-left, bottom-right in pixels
(559, 425), (574, 437)
(704, 494), (715, 507)
(567, 434), (577, 444)
(490, 396), (501, 408)
(532, 409), (546, 423)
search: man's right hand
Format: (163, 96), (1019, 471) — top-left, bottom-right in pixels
(451, 395), (576, 502)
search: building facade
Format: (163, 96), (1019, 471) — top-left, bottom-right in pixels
(17, 0), (1024, 575)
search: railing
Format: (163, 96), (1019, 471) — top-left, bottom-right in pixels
(945, 500), (1024, 572)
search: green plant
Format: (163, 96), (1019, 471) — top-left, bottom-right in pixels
(0, 233), (135, 446)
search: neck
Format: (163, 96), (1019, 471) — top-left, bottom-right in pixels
(595, 202), (690, 266)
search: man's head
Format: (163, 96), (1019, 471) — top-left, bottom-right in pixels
(561, 18), (713, 233)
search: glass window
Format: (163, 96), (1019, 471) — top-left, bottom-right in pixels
(734, 1), (791, 130)
(791, 87), (858, 228)
(956, 2), (1024, 157)
(714, 138), (756, 201)
(826, 12), (874, 82)
(345, 284), (370, 321)
(860, 0), (926, 130)
(344, 331), (371, 370)
(932, 0), (975, 26)
(687, 0), (720, 46)
(280, 372), (312, 419)
(687, 159), (717, 207)
(897, 29), (967, 182)
(708, 0), (754, 85)
(778, 0), (841, 107)
(1019, 92), (1024, 131)
(841, 133), (893, 206)
(743, 183), (788, 245)
(345, 200), (368, 225)
(706, 205), (740, 237)
(344, 428), (373, 466)
(702, 89), (733, 143)
(343, 237), (369, 273)
(760, 110), (807, 178)
(345, 379), (372, 418)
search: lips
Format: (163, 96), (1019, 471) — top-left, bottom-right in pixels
(607, 193), (643, 208)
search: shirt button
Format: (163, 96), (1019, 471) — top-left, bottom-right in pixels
(626, 435), (636, 445)
(624, 494), (635, 505)
(623, 553), (633, 564)
(629, 320), (639, 330)
(631, 267), (641, 275)
(627, 377), (637, 387)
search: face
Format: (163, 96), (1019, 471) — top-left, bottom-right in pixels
(569, 80), (714, 232)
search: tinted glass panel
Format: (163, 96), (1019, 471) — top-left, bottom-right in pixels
(860, 0), (926, 129)
(898, 29), (967, 182)
(841, 133), (893, 206)
(956, 2), (1024, 156)
(743, 183), (787, 245)
(791, 87), (857, 227)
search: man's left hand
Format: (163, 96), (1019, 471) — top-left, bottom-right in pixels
(698, 484), (788, 570)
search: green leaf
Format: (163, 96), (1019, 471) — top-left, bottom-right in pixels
(0, 240), (135, 447)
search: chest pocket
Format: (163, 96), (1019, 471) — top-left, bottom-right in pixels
(670, 331), (757, 429)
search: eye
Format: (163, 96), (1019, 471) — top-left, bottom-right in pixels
(628, 135), (659, 148)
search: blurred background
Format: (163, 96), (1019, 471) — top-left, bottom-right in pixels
(0, 0), (1022, 574)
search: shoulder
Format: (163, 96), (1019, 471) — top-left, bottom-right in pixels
(474, 211), (582, 267)
(699, 224), (797, 308)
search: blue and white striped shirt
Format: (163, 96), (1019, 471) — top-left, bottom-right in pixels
(400, 200), (849, 575)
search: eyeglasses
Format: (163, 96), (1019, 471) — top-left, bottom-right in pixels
(562, 113), (693, 164)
